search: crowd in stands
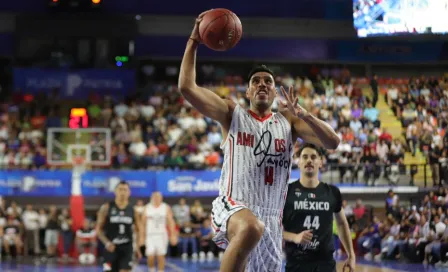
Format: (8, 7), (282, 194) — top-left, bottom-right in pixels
(385, 76), (448, 186)
(0, 67), (447, 187)
(351, 188), (448, 267)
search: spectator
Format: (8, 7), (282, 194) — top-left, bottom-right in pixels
(38, 208), (47, 253)
(45, 206), (59, 258)
(22, 204), (40, 256)
(75, 219), (97, 260)
(59, 208), (73, 260)
(3, 216), (23, 258)
(173, 198), (190, 227)
(198, 218), (214, 261)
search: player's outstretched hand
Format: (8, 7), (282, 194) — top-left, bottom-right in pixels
(190, 10), (213, 43)
(342, 256), (356, 272)
(277, 86), (309, 118)
(293, 230), (313, 245)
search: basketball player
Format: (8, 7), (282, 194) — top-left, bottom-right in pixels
(282, 144), (355, 272)
(96, 181), (142, 272)
(178, 11), (340, 272)
(141, 192), (177, 272)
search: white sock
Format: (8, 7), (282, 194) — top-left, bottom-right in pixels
(149, 268), (156, 272)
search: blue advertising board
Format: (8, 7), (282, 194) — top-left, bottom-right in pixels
(13, 68), (136, 98)
(0, 170), (72, 196)
(155, 170), (221, 197)
(81, 171), (156, 197)
(0, 170), (302, 197)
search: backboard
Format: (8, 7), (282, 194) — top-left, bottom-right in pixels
(46, 128), (112, 167)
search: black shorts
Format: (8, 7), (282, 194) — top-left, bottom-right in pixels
(285, 260), (336, 272)
(103, 244), (134, 272)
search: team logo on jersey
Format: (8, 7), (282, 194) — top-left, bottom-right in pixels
(295, 188), (301, 197)
(308, 193), (316, 199)
(111, 208), (116, 215)
(120, 211), (124, 216)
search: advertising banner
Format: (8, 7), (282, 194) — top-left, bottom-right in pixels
(13, 68), (135, 98)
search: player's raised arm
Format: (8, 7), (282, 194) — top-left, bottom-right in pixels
(178, 12), (233, 126)
(96, 203), (114, 251)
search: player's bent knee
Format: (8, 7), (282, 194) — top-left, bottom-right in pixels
(239, 219), (264, 244)
(227, 209), (264, 247)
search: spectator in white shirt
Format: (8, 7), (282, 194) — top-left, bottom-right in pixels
(128, 137), (147, 169)
(22, 205), (40, 255)
(207, 126), (222, 147)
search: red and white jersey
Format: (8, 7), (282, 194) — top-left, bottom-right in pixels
(219, 105), (293, 211)
(145, 203), (168, 235)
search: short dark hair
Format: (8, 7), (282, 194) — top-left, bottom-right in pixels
(116, 180), (129, 189)
(297, 143), (323, 157)
(248, 65), (275, 82)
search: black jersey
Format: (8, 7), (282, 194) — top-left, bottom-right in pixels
(104, 201), (134, 246)
(282, 180), (342, 263)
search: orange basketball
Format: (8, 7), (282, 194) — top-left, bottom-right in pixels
(199, 8), (242, 51)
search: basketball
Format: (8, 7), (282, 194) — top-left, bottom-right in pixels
(199, 8), (242, 51)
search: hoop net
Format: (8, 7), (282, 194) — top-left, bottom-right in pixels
(72, 156), (87, 175)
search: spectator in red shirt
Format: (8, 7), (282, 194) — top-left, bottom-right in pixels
(353, 199), (366, 220)
(379, 128), (393, 143)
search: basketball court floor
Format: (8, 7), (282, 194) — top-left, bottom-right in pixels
(0, 257), (442, 272)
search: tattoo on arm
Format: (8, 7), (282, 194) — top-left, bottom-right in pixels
(96, 204), (111, 245)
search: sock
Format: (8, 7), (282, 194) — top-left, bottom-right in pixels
(149, 268), (156, 272)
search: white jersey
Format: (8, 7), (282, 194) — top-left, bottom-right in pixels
(145, 203), (168, 235)
(219, 105), (293, 210)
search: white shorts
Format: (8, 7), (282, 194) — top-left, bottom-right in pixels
(211, 195), (283, 272)
(145, 233), (168, 256)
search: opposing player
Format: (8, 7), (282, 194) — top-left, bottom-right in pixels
(141, 192), (177, 272)
(178, 11), (340, 272)
(282, 144), (355, 272)
(96, 181), (142, 272)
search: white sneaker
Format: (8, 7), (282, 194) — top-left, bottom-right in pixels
(181, 253), (188, 261)
(207, 251), (214, 261)
(374, 254), (382, 262)
(199, 252), (205, 262)
(364, 253), (373, 261)
(218, 252), (224, 261)
(192, 253), (198, 262)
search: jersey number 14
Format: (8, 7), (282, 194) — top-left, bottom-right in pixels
(303, 215), (320, 230)
(265, 167), (274, 185)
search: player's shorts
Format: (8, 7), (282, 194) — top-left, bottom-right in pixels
(211, 195), (283, 272)
(285, 259), (336, 272)
(145, 233), (168, 256)
(103, 243), (134, 272)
